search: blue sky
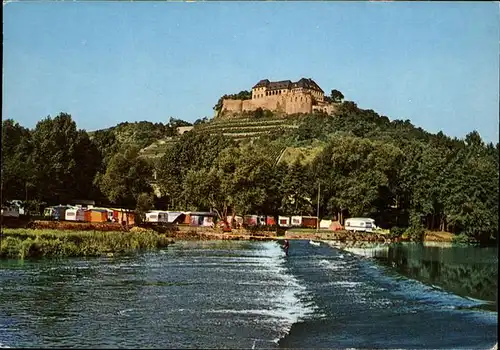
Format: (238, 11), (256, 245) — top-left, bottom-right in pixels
(3, 1), (499, 143)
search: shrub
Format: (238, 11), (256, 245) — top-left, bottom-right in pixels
(452, 233), (479, 246)
(404, 226), (425, 242)
(389, 227), (406, 237)
(0, 236), (23, 258)
(404, 213), (425, 242)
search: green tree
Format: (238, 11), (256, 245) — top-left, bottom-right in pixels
(260, 161), (288, 221)
(279, 160), (313, 215)
(1, 119), (34, 203)
(155, 132), (233, 209)
(135, 192), (154, 223)
(73, 130), (102, 200)
(30, 113), (83, 204)
(194, 117), (209, 125)
(330, 89), (344, 103)
(168, 117), (192, 129)
(182, 143), (273, 220)
(311, 136), (403, 222)
(97, 146), (153, 208)
(183, 167), (225, 215)
(398, 140), (449, 230)
(253, 108), (264, 119)
(441, 132), (499, 241)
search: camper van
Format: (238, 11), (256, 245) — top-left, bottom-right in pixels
(43, 205), (69, 221)
(344, 217), (377, 233)
(1, 206), (20, 218)
(65, 207), (85, 221)
(145, 211), (169, 223)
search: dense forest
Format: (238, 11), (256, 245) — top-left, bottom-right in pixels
(1, 100), (498, 243)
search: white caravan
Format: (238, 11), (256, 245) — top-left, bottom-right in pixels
(344, 217), (377, 233)
(65, 207), (85, 221)
(145, 211), (169, 223)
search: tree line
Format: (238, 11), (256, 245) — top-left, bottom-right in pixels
(2, 102), (498, 243)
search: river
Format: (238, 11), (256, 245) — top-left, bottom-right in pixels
(0, 240), (497, 349)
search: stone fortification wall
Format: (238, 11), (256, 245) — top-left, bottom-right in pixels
(222, 94), (315, 116)
(313, 103), (338, 115)
(222, 99), (243, 113)
(284, 92), (312, 114)
(242, 99), (256, 111)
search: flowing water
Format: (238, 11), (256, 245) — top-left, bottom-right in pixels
(0, 240), (497, 349)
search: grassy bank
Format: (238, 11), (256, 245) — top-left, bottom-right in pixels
(0, 228), (173, 259)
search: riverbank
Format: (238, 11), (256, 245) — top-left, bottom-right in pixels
(0, 224), (460, 260)
(125, 225), (456, 244)
(5, 219), (456, 243)
(0, 228), (173, 259)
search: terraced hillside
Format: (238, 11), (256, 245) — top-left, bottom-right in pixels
(195, 116), (299, 141)
(139, 116), (299, 158)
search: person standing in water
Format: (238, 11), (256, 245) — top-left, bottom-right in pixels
(283, 239), (290, 256)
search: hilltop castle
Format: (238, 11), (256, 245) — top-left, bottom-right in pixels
(220, 78), (337, 117)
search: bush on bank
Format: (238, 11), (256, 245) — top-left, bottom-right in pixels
(0, 229), (172, 259)
(452, 233), (479, 246)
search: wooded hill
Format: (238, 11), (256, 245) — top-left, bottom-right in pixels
(2, 100), (498, 243)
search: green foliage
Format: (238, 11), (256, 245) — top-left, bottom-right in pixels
(194, 117), (210, 125)
(0, 229), (172, 259)
(439, 132), (499, 241)
(109, 120), (183, 150)
(292, 114), (332, 142)
(330, 89), (344, 103)
(156, 132), (234, 209)
(90, 119), (192, 165)
(254, 107), (264, 119)
(29, 113), (101, 204)
(278, 160), (313, 215)
(389, 227), (406, 237)
(180, 142), (275, 218)
(233, 90), (252, 100)
(91, 128), (120, 167)
(96, 146), (153, 207)
(1, 119), (34, 203)
(452, 233), (479, 246)
(404, 213), (426, 242)
(135, 192), (154, 223)
(311, 135), (403, 219)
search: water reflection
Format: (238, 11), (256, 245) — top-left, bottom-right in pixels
(330, 242), (498, 310)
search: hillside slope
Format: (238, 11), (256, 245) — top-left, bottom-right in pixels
(90, 101), (498, 167)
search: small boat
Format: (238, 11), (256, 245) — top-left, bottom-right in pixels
(309, 240), (320, 247)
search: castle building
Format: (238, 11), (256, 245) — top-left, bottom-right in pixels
(220, 78), (336, 117)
